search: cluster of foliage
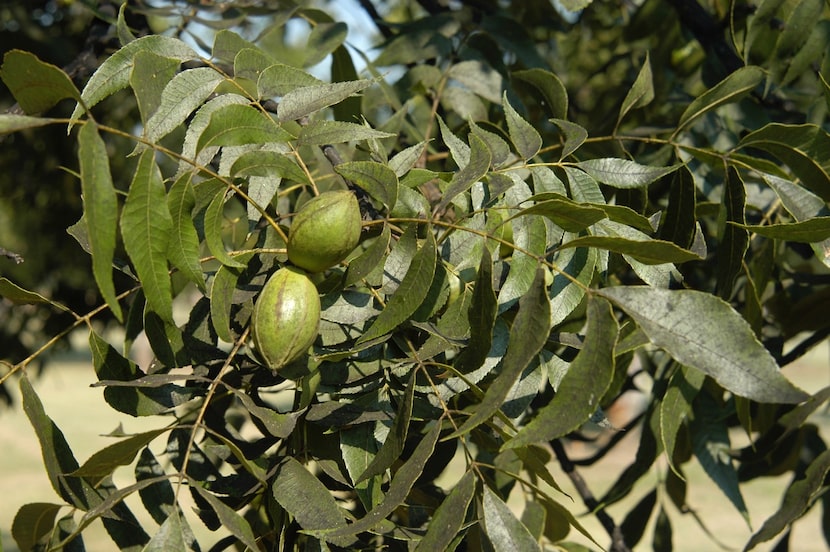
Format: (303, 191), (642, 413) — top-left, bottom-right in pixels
(2, 0), (830, 550)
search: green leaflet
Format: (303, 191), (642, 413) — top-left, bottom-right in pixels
(191, 486), (260, 551)
(415, 470), (476, 551)
(297, 120), (395, 146)
(277, 79), (374, 122)
(448, 268), (550, 439)
(482, 485), (542, 552)
(203, 188), (247, 269)
(453, 249), (498, 374)
(551, 118), (588, 160)
(130, 51), (181, 127)
(674, 66), (764, 136)
(11, 502), (63, 552)
(144, 67), (224, 143)
(315, 422), (441, 541)
(576, 158), (681, 189)
(716, 166), (749, 299)
(196, 103), (294, 154)
(0, 113), (61, 134)
(616, 52), (654, 130)
(0, 49), (80, 114)
(598, 287), (808, 404)
(71, 35), (197, 122)
(506, 296), (618, 448)
(738, 123), (830, 200)
(358, 231), (437, 345)
(335, 160), (398, 211)
(745, 449), (830, 551)
(166, 174), (206, 292)
(692, 393), (749, 525)
(659, 364), (705, 474)
(503, 92), (542, 161)
(435, 133), (492, 213)
(70, 429), (168, 483)
(209, 252), (254, 343)
(356, 373), (416, 483)
(272, 457), (353, 546)
(78, 122), (122, 321)
(557, 235), (702, 265)
(511, 68), (568, 119)
(121, 150), (174, 321)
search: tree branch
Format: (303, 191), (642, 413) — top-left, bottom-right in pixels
(552, 439), (632, 552)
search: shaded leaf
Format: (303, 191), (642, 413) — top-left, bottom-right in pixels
(0, 277), (72, 313)
(506, 296), (617, 448)
(191, 486), (260, 551)
(745, 449), (830, 551)
(0, 50), (80, 114)
(357, 373), (417, 483)
(209, 253), (253, 343)
(716, 166), (748, 299)
(130, 51), (181, 127)
(415, 470), (476, 551)
(230, 149), (308, 183)
(738, 123), (830, 200)
(675, 66), (764, 135)
(657, 165), (697, 249)
(736, 218), (830, 242)
(358, 231), (437, 344)
(316, 422), (441, 540)
(454, 248), (498, 373)
(660, 364), (705, 473)
(143, 510), (187, 552)
(12, 502), (63, 552)
(692, 393), (749, 525)
(449, 268), (550, 438)
(448, 60), (503, 103)
(435, 134), (492, 214)
(512, 68), (568, 119)
(598, 287), (808, 404)
(345, 223), (391, 287)
(335, 160), (398, 211)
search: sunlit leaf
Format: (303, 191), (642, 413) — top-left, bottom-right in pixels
(166, 174), (206, 292)
(552, 119), (588, 160)
(144, 67), (224, 143)
(71, 429), (168, 482)
(514, 194), (607, 232)
(121, 150), (174, 321)
(297, 120), (395, 146)
(503, 92), (542, 160)
(203, 188), (247, 269)
(78, 122), (122, 321)
(482, 485), (541, 551)
(196, 103), (293, 153)
(130, 51), (180, 127)
(71, 35), (197, 122)
(434, 133), (491, 215)
(277, 79), (373, 121)
(576, 159), (681, 189)
(598, 287), (809, 403)
(557, 235), (701, 265)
